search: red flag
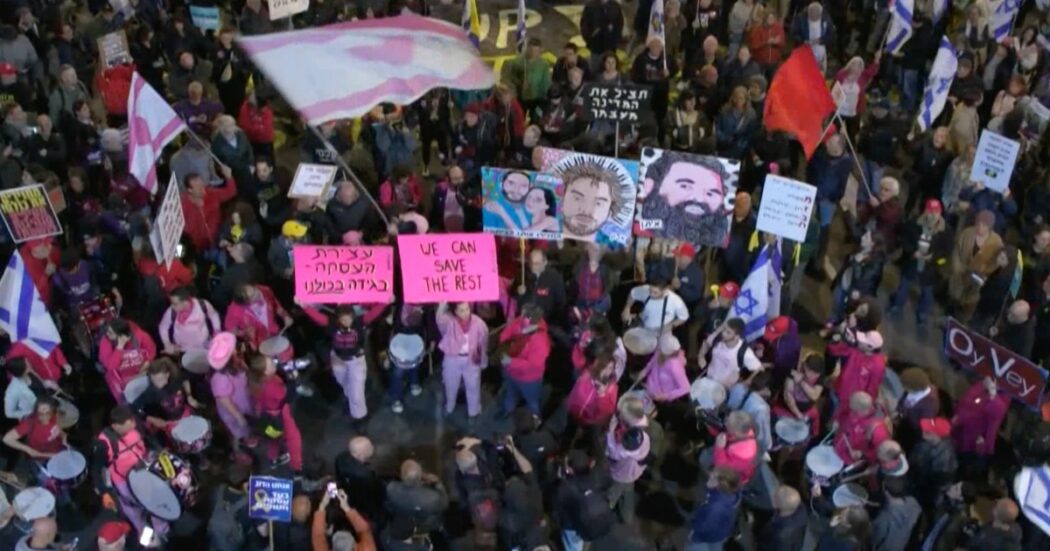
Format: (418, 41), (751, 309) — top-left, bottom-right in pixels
(764, 47), (836, 159)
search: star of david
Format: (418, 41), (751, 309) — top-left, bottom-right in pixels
(734, 289), (758, 317)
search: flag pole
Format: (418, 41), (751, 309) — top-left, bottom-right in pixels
(306, 125), (391, 228)
(835, 113), (873, 198)
(183, 126), (230, 172)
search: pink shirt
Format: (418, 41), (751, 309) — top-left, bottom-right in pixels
(828, 342), (886, 418)
(211, 370), (252, 416)
(159, 299), (221, 351)
(951, 381), (1009, 456)
(644, 352), (690, 402)
(436, 311), (488, 365)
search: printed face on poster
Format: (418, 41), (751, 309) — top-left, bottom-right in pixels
(398, 233), (499, 304)
(481, 167), (563, 241)
(637, 148), (739, 248)
(756, 175), (817, 242)
(970, 130), (1021, 193)
(538, 147), (638, 248)
(248, 476), (293, 522)
(293, 245), (394, 304)
(288, 163), (338, 200)
(269, 0), (310, 20)
(154, 174), (185, 268)
(0, 184), (63, 243)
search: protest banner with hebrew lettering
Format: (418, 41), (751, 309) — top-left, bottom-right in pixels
(582, 83), (652, 123)
(398, 233), (499, 304)
(269, 0), (310, 20)
(0, 184), (63, 243)
(756, 174), (817, 242)
(288, 163), (338, 200)
(248, 476), (293, 522)
(293, 245), (394, 304)
(945, 318), (1048, 409)
(154, 174), (185, 268)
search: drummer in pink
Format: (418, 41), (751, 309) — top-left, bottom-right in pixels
(827, 329), (886, 422)
(436, 302), (489, 420)
(248, 354), (303, 472)
(224, 284), (292, 351)
(158, 286), (222, 354)
(93, 406), (169, 538)
(640, 334), (691, 403)
(951, 376), (1010, 475)
(832, 391), (890, 465)
(208, 333), (253, 444)
(99, 318), (157, 403)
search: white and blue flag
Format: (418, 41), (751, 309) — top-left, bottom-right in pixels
(885, 0), (914, 55)
(0, 251), (60, 357)
(516, 0), (527, 53)
(917, 35), (958, 131)
(731, 243), (783, 341)
(1014, 465), (1050, 538)
(992, 0), (1023, 42)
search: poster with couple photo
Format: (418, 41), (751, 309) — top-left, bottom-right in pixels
(636, 148), (740, 248)
(481, 167), (564, 241)
(538, 147), (639, 248)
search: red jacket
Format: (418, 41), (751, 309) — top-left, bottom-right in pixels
(498, 316), (550, 382)
(828, 342), (886, 421)
(99, 322), (157, 401)
(6, 343), (68, 384)
(224, 285), (287, 350)
(136, 257), (193, 294)
(482, 96), (526, 144)
(834, 411), (890, 465)
(97, 63), (135, 116)
(951, 381), (1009, 456)
(181, 178), (238, 250)
(19, 240), (60, 307)
(566, 373), (618, 426)
(238, 100), (274, 144)
(378, 175), (423, 212)
(713, 430), (759, 484)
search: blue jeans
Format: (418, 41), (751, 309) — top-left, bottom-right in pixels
(502, 372), (542, 415)
(818, 199), (838, 229)
(891, 271), (933, 322)
(561, 529), (584, 551)
(830, 285), (849, 322)
(387, 368), (419, 402)
(898, 67), (921, 112)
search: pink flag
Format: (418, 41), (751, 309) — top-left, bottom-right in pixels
(237, 15), (496, 126)
(127, 72), (185, 193)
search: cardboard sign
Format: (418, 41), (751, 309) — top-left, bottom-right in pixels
(944, 318), (1048, 409)
(397, 233), (499, 304)
(293, 245), (394, 304)
(970, 130), (1021, 193)
(269, 0), (310, 20)
(154, 174), (185, 268)
(189, 5), (222, 31)
(248, 476), (293, 522)
(481, 167), (563, 241)
(97, 31), (131, 69)
(637, 149), (739, 248)
(582, 83), (652, 123)
(288, 163), (338, 200)
(756, 175), (817, 242)
(0, 185), (62, 243)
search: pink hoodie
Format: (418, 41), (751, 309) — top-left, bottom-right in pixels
(498, 316), (550, 382)
(567, 374), (618, 426)
(643, 351), (690, 402)
(828, 341), (886, 420)
(224, 285), (286, 350)
(713, 430), (759, 484)
(435, 308), (488, 366)
(99, 322), (157, 402)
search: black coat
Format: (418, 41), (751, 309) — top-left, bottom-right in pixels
(580, 0), (625, 56)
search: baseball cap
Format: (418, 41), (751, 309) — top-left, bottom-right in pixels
(675, 243), (697, 257)
(920, 417), (951, 438)
(208, 332), (237, 369)
(281, 220), (308, 239)
(97, 520), (131, 544)
(924, 199), (943, 215)
(0, 63), (15, 77)
(719, 281), (740, 299)
(764, 316), (790, 342)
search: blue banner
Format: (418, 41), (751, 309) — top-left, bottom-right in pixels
(190, 5), (221, 32)
(248, 476), (293, 522)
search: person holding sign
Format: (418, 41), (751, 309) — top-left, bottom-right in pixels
(498, 303), (551, 418)
(436, 302), (489, 421)
(301, 305), (370, 424)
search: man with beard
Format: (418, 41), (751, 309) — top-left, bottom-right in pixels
(484, 169), (531, 231)
(641, 150), (731, 247)
(560, 162), (624, 242)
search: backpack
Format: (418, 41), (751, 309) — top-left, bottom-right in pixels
(167, 299), (217, 344)
(208, 488), (248, 551)
(574, 488), (615, 541)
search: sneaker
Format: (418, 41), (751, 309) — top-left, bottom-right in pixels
(410, 384), (423, 397)
(391, 401), (404, 414)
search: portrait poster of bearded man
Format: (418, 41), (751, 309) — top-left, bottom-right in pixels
(637, 148), (739, 248)
(538, 147), (639, 248)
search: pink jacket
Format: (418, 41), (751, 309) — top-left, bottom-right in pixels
(498, 317), (550, 382)
(159, 298), (221, 352)
(828, 342), (886, 418)
(99, 322), (156, 401)
(951, 381), (1009, 456)
(644, 352), (690, 402)
(567, 374), (618, 426)
(435, 309), (488, 366)
(224, 286), (287, 350)
(713, 430), (759, 484)
(606, 424), (650, 483)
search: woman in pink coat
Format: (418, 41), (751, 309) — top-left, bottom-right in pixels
(99, 318), (157, 403)
(640, 334), (690, 403)
(828, 330), (886, 421)
(224, 284), (292, 351)
(436, 302), (488, 420)
(208, 332), (253, 444)
(952, 376), (1010, 478)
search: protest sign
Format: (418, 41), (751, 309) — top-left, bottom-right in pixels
(756, 175), (817, 242)
(0, 185), (62, 243)
(970, 130), (1021, 193)
(945, 318), (1048, 409)
(248, 476), (293, 522)
(293, 245), (394, 304)
(481, 167), (563, 241)
(154, 174), (185, 268)
(637, 149), (740, 248)
(582, 83), (652, 123)
(538, 147), (638, 248)
(46, 187), (66, 215)
(398, 233), (499, 304)
(269, 0), (310, 20)
(97, 31), (131, 68)
(288, 163), (338, 200)
(189, 5), (222, 31)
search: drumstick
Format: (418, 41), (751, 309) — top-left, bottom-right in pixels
(0, 476), (24, 491)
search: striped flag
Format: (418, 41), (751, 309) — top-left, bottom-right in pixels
(916, 35), (958, 132)
(516, 0), (527, 53)
(0, 251), (60, 357)
(127, 72), (186, 194)
(885, 0), (914, 55)
(648, 0), (666, 46)
(992, 0), (1023, 42)
(462, 0), (481, 48)
(731, 243), (783, 341)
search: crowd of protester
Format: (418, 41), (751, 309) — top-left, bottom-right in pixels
(0, 0), (1048, 550)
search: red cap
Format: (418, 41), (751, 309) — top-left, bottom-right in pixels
(0, 63), (15, 77)
(719, 281), (740, 299)
(920, 417), (951, 438)
(464, 102), (482, 116)
(924, 199), (943, 215)
(675, 243), (697, 257)
(98, 520), (131, 544)
(764, 316), (790, 342)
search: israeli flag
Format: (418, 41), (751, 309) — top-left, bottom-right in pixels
(916, 36), (958, 132)
(1014, 465), (1050, 538)
(731, 243), (783, 341)
(992, 0), (1023, 42)
(0, 251), (60, 357)
(885, 0), (914, 55)
(516, 0), (527, 53)
(462, 0), (482, 48)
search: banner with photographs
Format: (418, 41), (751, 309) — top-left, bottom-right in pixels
(636, 148), (740, 248)
(537, 147), (639, 248)
(481, 167), (564, 241)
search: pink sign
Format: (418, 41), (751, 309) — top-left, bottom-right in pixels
(293, 245), (394, 304)
(398, 233), (499, 304)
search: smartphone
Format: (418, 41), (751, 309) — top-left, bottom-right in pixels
(326, 482), (337, 498)
(175, 243), (185, 257)
(139, 526), (154, 547)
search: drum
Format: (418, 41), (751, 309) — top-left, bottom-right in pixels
(774, 418), (810, 449)
(77, 295), (116, 336)
(259, 336), (293, 362)
(389, 333), (425, 370)
(623, 327), (658, 371)
(806, 445), (845, 486)
(56, 398), (79, 430)
(832, 483), (870, 508)
(122, 375), (149, 405)
(129, 451), (198, 521)
(690, 377), (727, 431)
(171, 416), (212, 455)
(180, 349), (210, 375)
(620, 390), (655, 416)
(46, 450), (86, 492)
(13, 487), (55, 521)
